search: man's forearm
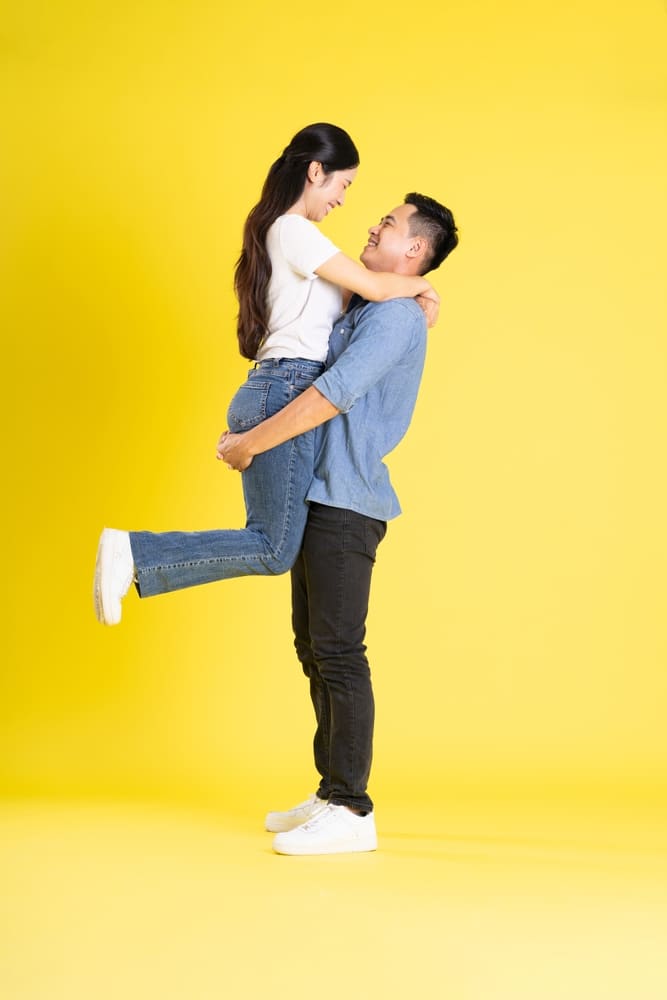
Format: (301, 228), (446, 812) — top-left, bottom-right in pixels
(233, 386), (339, 460)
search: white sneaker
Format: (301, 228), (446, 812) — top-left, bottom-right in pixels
(93, 528), (134, 625)
(272, 804), (377, 856)
(265, 794), (328, 833)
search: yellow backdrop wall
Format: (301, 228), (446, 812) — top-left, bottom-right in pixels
(3, 0), (666, 811)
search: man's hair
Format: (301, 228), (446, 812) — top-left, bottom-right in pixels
(404, 192), (459, 274)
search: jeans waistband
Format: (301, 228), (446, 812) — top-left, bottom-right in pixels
(253, 357), (326, 376)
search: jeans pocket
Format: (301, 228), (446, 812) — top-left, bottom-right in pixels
(363, 517), (387, 560)
(292, 372), (319, 393)
(226, 380), (271, 431)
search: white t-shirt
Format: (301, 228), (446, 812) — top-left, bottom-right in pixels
(256, 214), (343, 363)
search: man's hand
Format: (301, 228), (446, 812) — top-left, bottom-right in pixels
(216, 430), (254, 471)
(415, 291), (440, 328)
(215, 385), (339, 472)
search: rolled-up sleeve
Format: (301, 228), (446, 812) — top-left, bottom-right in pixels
(313, 300), (425, 413)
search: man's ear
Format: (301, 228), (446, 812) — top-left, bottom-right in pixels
(406, 237), (428, 263)
(307, 160), (323, 183)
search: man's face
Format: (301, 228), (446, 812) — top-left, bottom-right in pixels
(360, 203), (419, 273)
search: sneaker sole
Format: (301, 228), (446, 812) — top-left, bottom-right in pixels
(272, 836), (378, 856)
(273, 835), (377, 857)
(93, 531), (120, 626)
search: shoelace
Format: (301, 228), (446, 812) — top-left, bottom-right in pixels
(301, 804), (337, 831)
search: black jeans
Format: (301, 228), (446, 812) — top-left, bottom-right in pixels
(290, 502), (387, 813)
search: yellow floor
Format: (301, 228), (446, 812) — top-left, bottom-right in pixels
(1, 797), (666, 999)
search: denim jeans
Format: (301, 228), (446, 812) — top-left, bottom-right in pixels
(290, 502), (387, 813)
(131, 358), (325, 597)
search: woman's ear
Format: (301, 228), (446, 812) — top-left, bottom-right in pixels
(307, 160), (323, 183)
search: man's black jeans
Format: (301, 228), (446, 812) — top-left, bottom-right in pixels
(290, 502), (387, 814)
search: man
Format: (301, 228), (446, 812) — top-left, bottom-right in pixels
(218, 193), (459, 855)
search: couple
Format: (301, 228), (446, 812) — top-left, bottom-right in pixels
(94, 123), (459, 856)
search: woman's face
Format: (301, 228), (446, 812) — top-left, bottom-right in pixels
(305, 165), (358, 221)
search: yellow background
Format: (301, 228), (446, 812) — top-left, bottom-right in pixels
(3, 5), (667, 999)
(3, 0), (666, 813)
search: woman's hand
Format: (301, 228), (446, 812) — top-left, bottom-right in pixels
(216, 430), (254, 471)
(415, 289), (440, 328)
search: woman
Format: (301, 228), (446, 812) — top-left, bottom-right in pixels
(94, 123), (437, 624)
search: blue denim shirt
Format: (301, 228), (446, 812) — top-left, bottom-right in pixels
(307, 295), (428, 520)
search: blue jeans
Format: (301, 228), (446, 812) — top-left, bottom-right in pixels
(130, 358), (325, 597)
(291, 502), (387, 813)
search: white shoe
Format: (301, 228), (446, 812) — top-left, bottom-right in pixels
(272, 804), (377, 856)
(265, 794), (328, 833)
(93, 528), (134, 625)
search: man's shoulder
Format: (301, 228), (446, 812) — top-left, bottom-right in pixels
(353, 297), (426, 328)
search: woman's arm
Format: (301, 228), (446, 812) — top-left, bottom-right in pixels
(316, 252), (437, 304)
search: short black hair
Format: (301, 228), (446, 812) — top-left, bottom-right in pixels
(404, 192), (459, 274)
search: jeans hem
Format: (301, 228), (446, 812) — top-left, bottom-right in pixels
(329, 797), (374, 812)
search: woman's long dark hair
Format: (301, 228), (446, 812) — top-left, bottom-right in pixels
(234, 123), (359, 360)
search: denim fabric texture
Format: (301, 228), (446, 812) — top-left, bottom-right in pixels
(290, 502), (387, 812)
(308, 295), (427, 520)
(130, 358), (324, 597)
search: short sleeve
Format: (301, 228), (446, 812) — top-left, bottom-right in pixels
(277, 215), (340, 280)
